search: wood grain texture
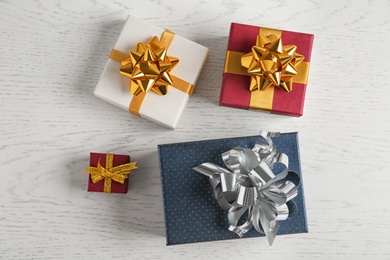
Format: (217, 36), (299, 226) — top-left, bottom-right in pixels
(0, 0), (389, 259)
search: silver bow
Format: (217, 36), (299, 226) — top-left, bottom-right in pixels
(192, 131), (299, 245)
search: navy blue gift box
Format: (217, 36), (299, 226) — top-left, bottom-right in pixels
(158, 133), (308, 245)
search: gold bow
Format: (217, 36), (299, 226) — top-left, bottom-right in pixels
(85, 154), (138, 193)
(241, 33), (304, 92)
(109, 30), (194, 117)
(119, 30), (179, 96)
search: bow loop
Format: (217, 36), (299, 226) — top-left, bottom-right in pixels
(222, 148), (259, 175)
(261, 185), (288, 205)
(110, 172), (127, 184)
(236, 186), (258, 206)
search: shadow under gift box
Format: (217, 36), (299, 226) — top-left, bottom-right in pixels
(220, 23), (314, 116)
(93, 15), (208, 129)
(158, 133), (308, 245)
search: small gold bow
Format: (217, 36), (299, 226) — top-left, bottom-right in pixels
(241, 33), (304, 92)
(85, 154), (137, 193)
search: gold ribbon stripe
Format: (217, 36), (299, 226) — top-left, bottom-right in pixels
(159, 29), (175, 49)
(104, 154), (114, 193)
(109, 49), (129, 63)
(250, 86), (274, 111)
(128, 76), (193, 117)
(260, 27), (282, 38)
(129, 92), (146, 117)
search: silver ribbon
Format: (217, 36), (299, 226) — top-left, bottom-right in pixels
(192, 131), (299, 245)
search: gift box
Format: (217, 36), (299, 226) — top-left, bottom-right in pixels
(220, 23), (314, 116)
(86, 152), (137, 194)
(158, 132), (307, 245)
(94, 15), (209, 129)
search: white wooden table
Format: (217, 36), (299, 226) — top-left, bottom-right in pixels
(1, 1), (389, 259)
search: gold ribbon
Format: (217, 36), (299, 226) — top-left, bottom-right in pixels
(224, 27), (310, 111)
(85, 154), (138, 193)
(109, 30), (194, 117)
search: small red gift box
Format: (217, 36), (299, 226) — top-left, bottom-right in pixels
(220, 22), (314, 116)
(86, 152), (137, 194)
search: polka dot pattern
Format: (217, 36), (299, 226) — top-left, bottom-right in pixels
(158, 133), (308, 245)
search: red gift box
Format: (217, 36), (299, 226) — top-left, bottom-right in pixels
(220, 23), (314, 116)
(87, 152), (136, 194)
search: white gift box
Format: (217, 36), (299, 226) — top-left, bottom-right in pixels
(94, 15), (208, 129)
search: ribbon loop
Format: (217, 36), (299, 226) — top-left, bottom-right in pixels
(236, 186), (258, 206)
(192, 131), (300, 245)
(222, 148), (259, 174)
(228, 205), (253, 238)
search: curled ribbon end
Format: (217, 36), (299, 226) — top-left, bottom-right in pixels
(132, 164), (138, 170)
(267, 234), (275, 246)
(265, 222), (278, 246)
(228, 225), (247, 238)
